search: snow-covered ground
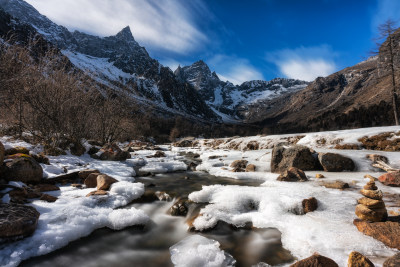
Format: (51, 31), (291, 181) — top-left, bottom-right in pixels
(1, 125), (400, 266)
(196, 125), (400, 150)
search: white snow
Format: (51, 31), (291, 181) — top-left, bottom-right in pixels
(62, 50), (132, 82)
(170, 235), (236, 267)
(134, 149), (188, 173)
(195, 125), (400, 150)
(188, 182), (398, 266)
(0, 137), (149, 267)
(0, 181), (148, 267)
(2, 125), (400, 266)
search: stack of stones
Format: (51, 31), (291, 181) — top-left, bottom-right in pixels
(355, 179), (388, 222)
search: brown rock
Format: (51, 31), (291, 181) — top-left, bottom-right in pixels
(363, 182), (378, 190)
(4, 156), (43, 183)
(355, 204), (387, 222)
(290, 253), (339, 267)
(316, 173), (325, 178)
(360, 189), (383, 200)
(318, 152), (355, 172)
(0, 203), (40, 241)
(84, 172), (100, 188)
(70, 141), (86, 156)
(277, 167), (308, 182)
(0, 141), (4, 164)
(231, 167), (245, 172)
(353, 219), (400, 249)
(271, 145), (320, 173)
(357, 197), (386, 209)
(245, 164), (256, 172)
(86, 190), (108, 197)
(39, 194), (58, 202)
(320, 180), (350, 189)
(96, 174), (118, 190)
(367, 154), (389, 164)
(347, 251), (375, 267)
(78, 169), (100, 180)
(302, 197), (318, 213)
(383, 253), (400, 267)
(230, 160), (248, 169)
(31, 153), (50, 165)
(71, 183), (82, 188)
(34, 184), (60, 192)
(170, 199), (189, 216)
(378, 172), (400, 187)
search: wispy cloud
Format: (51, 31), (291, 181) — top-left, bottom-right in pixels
(266, 45), (337, 81)
(159, 58), (185, 72)
(208, 55), (264, 85)
(25, 0), (209, 54)
(371, 0), (400, 32)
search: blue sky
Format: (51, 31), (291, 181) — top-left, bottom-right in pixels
(26, 0), (400, 84)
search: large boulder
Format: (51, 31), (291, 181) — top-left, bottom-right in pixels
(347, 251), (375, 267)
(271, 145), (319, 173)
(353, 219), (400, 249)
(277, 167), (308, 182)
(318, 153), (355, 172)
(96, 174), (118, 190)
(4, 155), (43, 183)
(78, 169), (100, 180)
(94, 143), (131, 161)
(70, 141), (86, 156)
(85, 173), (100, 188)
(383, 253), (400, 267)
(0, 204), (40, 241)
(378, 172), (400, 187)
(290, 253), (338, 267)
(0, 141), (4, 164)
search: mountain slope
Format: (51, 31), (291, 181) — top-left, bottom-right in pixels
(249, 50), (397, 133)
(0, 0), (218, 121)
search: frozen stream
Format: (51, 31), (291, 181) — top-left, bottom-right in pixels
(20, 172), (294, 267)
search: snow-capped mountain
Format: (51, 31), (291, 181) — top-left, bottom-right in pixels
(176, 60), (308, 119)
(0, 0), (308, 123)
(0, 0), (218, 121)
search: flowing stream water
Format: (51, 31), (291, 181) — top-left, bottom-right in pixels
(21, 170), (294, 267)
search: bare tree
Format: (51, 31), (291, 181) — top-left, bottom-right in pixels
(376, 19), (400, 125)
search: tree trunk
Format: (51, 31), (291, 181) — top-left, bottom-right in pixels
(389, 35), (400, 125)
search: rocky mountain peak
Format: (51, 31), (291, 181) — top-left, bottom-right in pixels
(115, 25), (135, 42)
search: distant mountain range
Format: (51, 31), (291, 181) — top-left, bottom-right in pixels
(0, 0), (308, 123)
(0, 0), (397, 133)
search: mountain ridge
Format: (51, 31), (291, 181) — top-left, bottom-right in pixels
(0, 0), (309, 123)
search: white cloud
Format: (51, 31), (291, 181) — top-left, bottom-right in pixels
(25, 0), (209, 54)
(280, 59), (335, 81)
(266, 45), (338, 81)
(208, 55), (264, 85)
(159, 58), (183, 72)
